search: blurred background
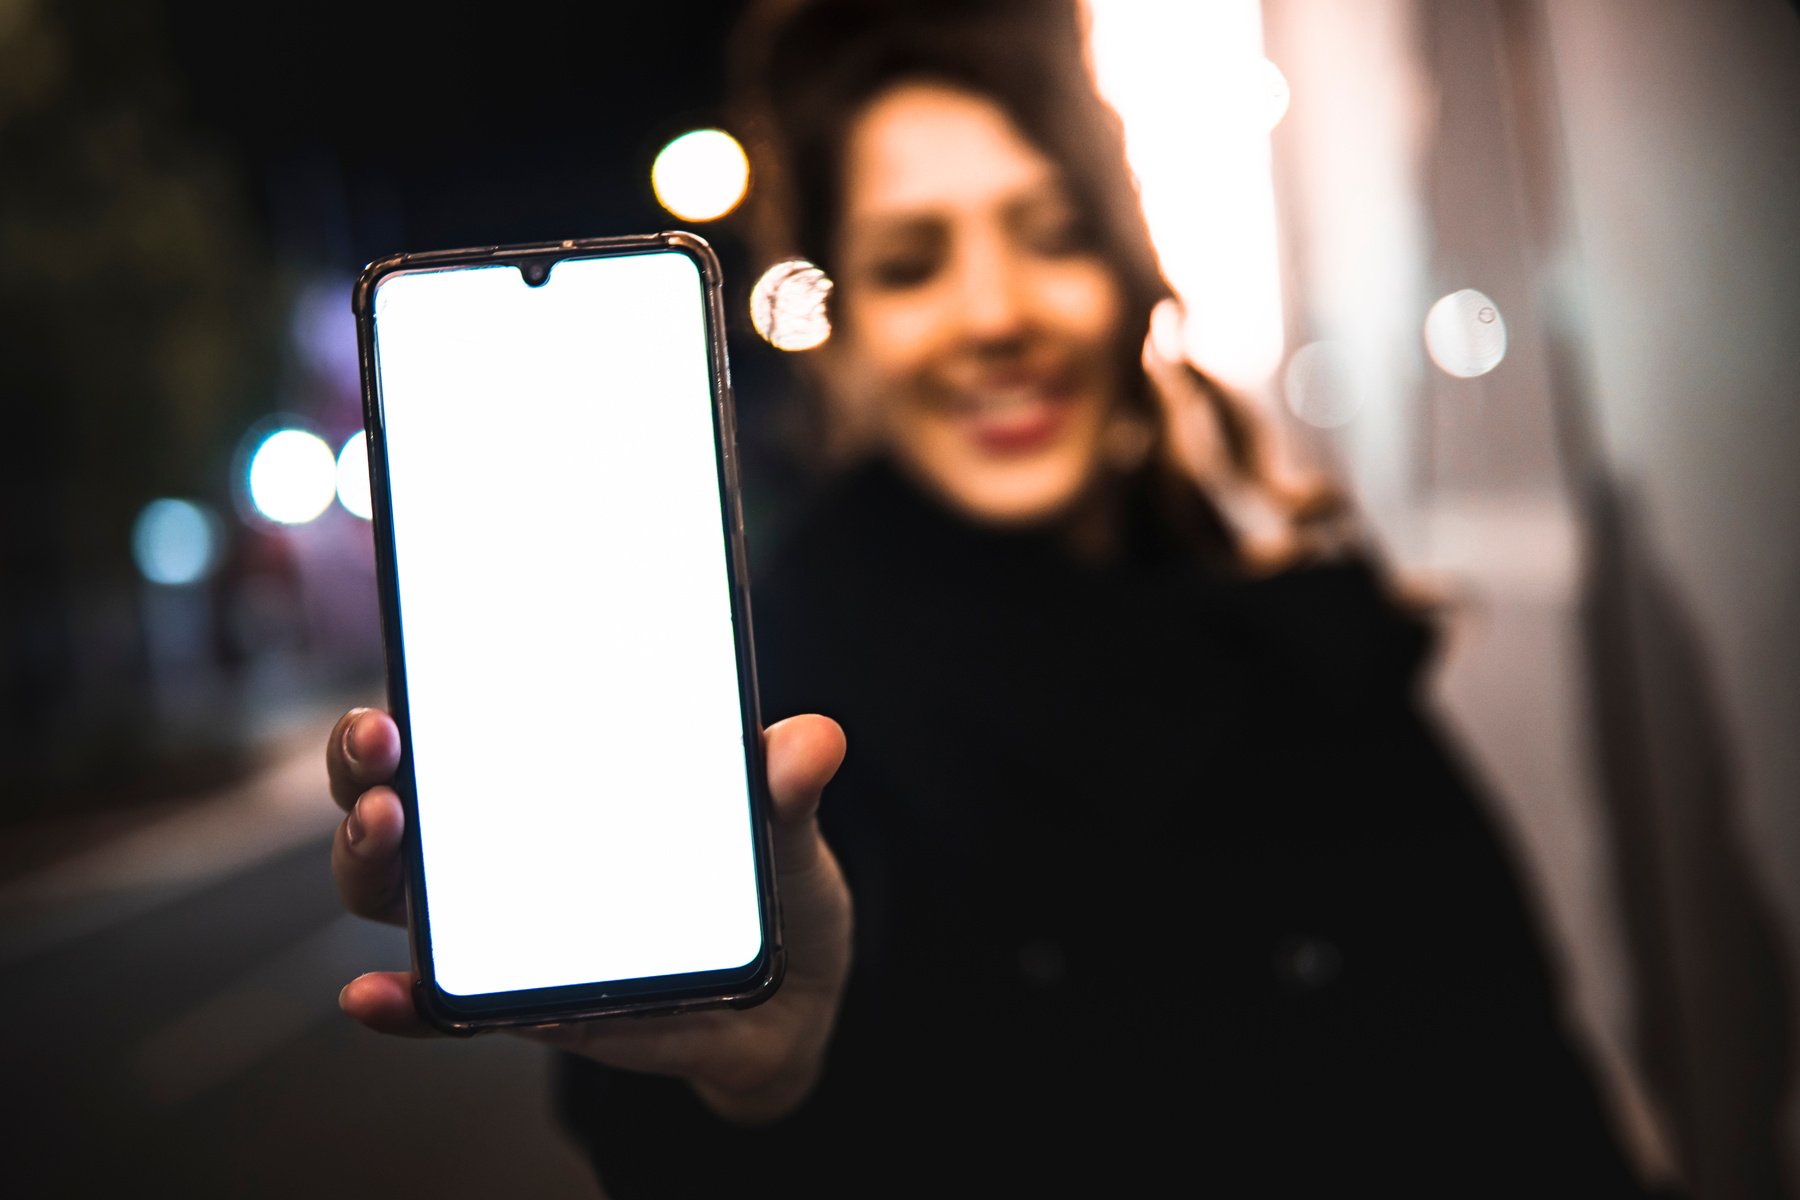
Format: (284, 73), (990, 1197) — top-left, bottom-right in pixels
(1, 0), (1795, 1195)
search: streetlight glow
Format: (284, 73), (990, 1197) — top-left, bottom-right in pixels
(652, 129), (750, 222)
(750, 259), (833, 351)
(247, 428), (337, 525)
(132, 499), (221, 585)
(1425, 289), (1508, 379)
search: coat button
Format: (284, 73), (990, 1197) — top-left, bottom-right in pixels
(1275, 936), (1343, 989)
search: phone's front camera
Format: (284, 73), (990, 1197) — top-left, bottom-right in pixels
(520, 260), (552, 287)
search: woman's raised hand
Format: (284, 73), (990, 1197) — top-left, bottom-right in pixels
(325, 707), (852, 1124)
(1141, 319), (1352, 572)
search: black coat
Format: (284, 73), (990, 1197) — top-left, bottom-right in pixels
(559, 458), (1645, 1196)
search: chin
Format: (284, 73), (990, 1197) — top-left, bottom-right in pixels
(934, 455), (1094, 527)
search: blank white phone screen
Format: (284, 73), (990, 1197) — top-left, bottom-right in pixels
(372, 252), (761, 997)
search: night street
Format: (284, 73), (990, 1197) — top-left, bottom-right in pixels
(0, 703), (596, 1197)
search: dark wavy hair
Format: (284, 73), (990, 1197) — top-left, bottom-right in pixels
(730, 0), (1346, 567)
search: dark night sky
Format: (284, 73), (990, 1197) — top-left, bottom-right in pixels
(151, 0), (812, 526)
(160, 1), (750, 264)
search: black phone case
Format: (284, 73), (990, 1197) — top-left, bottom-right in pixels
(351, 232), (784, 1033)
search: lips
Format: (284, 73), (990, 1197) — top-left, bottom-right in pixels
(946, 376), (1079, 456)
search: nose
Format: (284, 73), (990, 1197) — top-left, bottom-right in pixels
(950, 226), (1031, 352)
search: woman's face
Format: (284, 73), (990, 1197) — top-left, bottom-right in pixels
(829, 82), (1126, 525)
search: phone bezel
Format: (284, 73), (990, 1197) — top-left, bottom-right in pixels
(351, 232), (783, 1033)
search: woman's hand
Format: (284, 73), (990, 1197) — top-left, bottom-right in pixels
(1141, 318), (1351, 572)
(325, 706), (852, 1125)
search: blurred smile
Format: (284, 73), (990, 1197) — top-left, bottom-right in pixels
(939, 368), (1085, 456)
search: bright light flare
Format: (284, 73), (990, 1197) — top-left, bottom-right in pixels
(248, 428), (337, 524)
(750, 259), (833, 351)
(1425, 289), (1507, 378)
(132, 498), (221, 585)
(652, 129), (750, 222)
(1087, 1), (1287, 390)
(337, 433), (373, 520)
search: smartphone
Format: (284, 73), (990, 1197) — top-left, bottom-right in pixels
(351, 233), (781, 1032)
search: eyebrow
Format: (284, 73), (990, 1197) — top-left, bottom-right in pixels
(844, 180), (1076, 238)
(843, 193), (1080, 263)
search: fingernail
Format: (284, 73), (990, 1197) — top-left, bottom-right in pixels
(338, 983), (352, 1012)
(342, 718), (363, 767)
(345, 799), (365, 849)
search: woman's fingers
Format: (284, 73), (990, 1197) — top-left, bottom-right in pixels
(762, 714), (847, 873)
(332, 785), (408, 925)
(327, 708), (407, 925)
(761, 715), (852, 995)
(327, 708), (402, 812)
(339, 971), (437, 1038)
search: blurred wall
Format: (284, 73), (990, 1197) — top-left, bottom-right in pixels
(1541, 2), (1800, 1194)
(1264, 0), (1799, 1194)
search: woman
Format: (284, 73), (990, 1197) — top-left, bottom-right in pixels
(328, 0), (1648, 1192)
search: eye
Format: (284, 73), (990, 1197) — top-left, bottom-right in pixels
(1014, 196), (1097, 258)
(843, 221), (946, 292)
(863, 250), (941, 290)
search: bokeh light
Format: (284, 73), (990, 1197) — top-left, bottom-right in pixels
(1259, 58), (1292, 131)
(1283, 341), (1361, 428)
(336, 433), (372, 520)
(750, 259), (833, 351)
(247, 428), (337, 525)
(1424, 289), (1507, 378)
(651, 129), (750, 222)
(131, 499), (221, 586)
